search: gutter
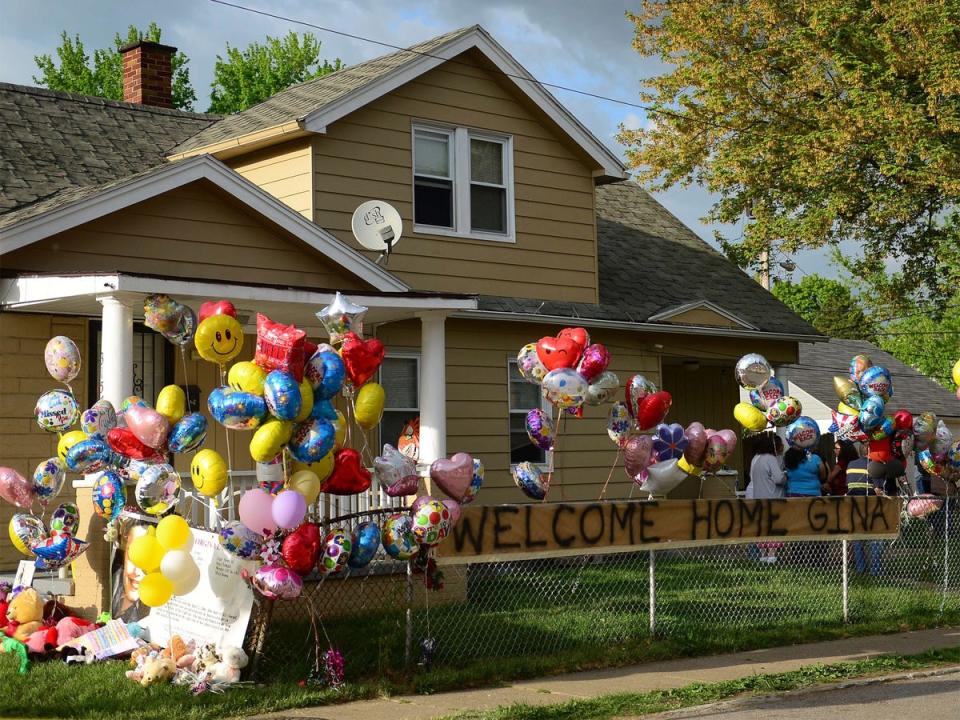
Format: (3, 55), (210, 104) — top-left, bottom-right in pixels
(166, 121), (309, 161)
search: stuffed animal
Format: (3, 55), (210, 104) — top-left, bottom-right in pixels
(160, 635), (196, 670)
(140, 656), (176, 686)
(25, 625), (57, 655)
(191, 643), (221, 675)
(0, 631), (28, 674)
(208, 646), (248, 684)
(6, 589), (44, 642)
(55, 616), (95, 648)
(0, 582), (11, 626)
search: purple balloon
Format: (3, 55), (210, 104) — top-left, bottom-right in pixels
(271, 489), (307, 530)
(652, 423), (688, 461)
(525, 408), (555, 452)
(683, 422), (708, 466)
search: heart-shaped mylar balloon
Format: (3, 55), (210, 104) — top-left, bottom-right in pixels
(624, 374), (657, 418)
(429, 452), (474, 502)
(374, 444), (419, 497)
(557, 327), (590, 354)
(683, 422), (708, 467)
(321, 449), (372, 495)
(340, 332), (385, 387)
(107, 427), (164, 462)
(281, 523), (322, 575)
(576, 343), (609, 383)
(535, 336), (582, 371)
(125, 404), (170, 450)
(624, 434), (655, 478)
(635, 391), (672, 431)
(702, 435), (730, 472)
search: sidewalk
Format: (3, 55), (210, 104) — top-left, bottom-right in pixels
(253, 627), (960, 720)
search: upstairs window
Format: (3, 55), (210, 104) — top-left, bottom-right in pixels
(413, 123), (514, 241)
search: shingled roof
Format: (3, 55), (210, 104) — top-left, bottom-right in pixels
(781, 338), (959, 418)
(478, 181), (820, 337)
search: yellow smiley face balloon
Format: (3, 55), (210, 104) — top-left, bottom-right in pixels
(191, 449), (228, 498)
(195, 315), (244, 365)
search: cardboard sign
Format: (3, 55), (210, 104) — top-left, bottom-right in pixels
(13, 560), (35, 589)
(141, 530), (254, 648)
(442, 497), (901, 562)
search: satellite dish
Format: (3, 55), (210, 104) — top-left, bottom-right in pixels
(352, 200), (403, 264)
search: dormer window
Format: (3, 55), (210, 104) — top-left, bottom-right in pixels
(413, 123), (514, 242)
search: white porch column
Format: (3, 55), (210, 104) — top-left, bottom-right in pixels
(97, 295), (134, 407)
(417, 311), (447, 474)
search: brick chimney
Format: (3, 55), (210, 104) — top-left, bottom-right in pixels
(119, 40), (176, 108)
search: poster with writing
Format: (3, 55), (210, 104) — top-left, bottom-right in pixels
(141, 530), (255, 648)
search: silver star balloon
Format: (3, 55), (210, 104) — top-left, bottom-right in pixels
(316, 292), (368, 345)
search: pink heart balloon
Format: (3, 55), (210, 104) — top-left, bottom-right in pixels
(683, 422), (708, 466)
(702, 434), (730, 472)
(429, 452), (474, 502)
(124, 404), (170, 450)
(624, 435), (654, 478)
(716, 429), (738, 454)
(0, 467), (35, 508)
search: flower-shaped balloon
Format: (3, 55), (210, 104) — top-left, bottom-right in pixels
(652, 423), (688, 461)
(316, 292), (368, 345)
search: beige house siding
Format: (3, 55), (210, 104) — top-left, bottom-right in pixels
(2, 181), (366, 290)
(312, 49), (600, 302)
(226, 138), (313, 218)
(662, 308), (744, 329)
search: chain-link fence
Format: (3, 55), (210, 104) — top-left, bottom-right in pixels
(245, 499), (960, 683)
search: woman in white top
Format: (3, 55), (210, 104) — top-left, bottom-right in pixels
(746, 433), (786, 563)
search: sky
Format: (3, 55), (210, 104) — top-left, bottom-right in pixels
(0, 0), (841, 279)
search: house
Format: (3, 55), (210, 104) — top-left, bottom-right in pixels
(0, 26), (818, 609)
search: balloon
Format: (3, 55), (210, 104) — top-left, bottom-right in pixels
(316, 292), (368, 345)
(558, 327), (590, 354)
(250, 564), (303, 600)
(293, 453), (335, 483)
(32, 534), (88, 570)
(536, 335), (582, 371)
(607, 402), (632, 447)
(107, 427), (161, 462)
(163, 304), (196, 348)
(304, 350), (346, 400)
(953, 359), (960, 387)
(332, 409), (347, 450)
(318, 527), (352, 575)
(264, 370), (302, 421)
(355, 382), (386, 429)
(50, 502), (79, 536)
(239, 488), (277, 536)
(652, 423), (688, 461)
(208, 387), (267, 430)
(44, 335), (81, 384)
(250, 419), (293, 463)
(194, 310), (244, 366)
(32, 458), (65, 506)
(859, 365), (893, 402)
(585, 371), (620, 406)
(66, 438), (114, 473)
(9, 514), (45, 556)
(228, 361), (267, 395)
(294, 380), (315, 423)
(635, 391), (672, 431)
(849, 354), (873, 383)
(135, 464), (182, 516)
(463, 458), (484, 505)
(786, 416), (821, 449)
(830, 409), (867, 442)
(124, 404), (170, 449)
(255, 313), (307, 382)
(272, 490), (307, 530)
(81, 399), (117, 439)
(624, 374), (657, 418)
(374, 444), (419, 497)
(321, 449), (372, 495)
(683, 422), (708, 467)
(892, 409), (913, 432)
(641, 458), (689, 495)
(735, 353), (771, 389)
(749, 377), (785, 411)
(281, 523), (322, 575)
(513, 460), (548, 501)
(139, 572), (173, 607)
(832, 376), (863, 410)
(381, 513), (419, 560)
(348, 521), (381, 569)
(933, 420), (954, 456)
(858, 395), (886, 430)
(624, 435), (655, 478)
(144, 294), (181, 334)
(219, 520), (263, 559)
(576, 343), (610, 383)
(734, 402), (767, 432)
(289, 418), (335, 464)
(908, 495), (944, 519)
(160, 549), (196, 584)
(151, 386), (184, 426)
(156, 515), (190, 550)
(716, 428), (738, 454)
(516, 343), (548, 385)
(57, 430), (87, 463)
(311, 398), (339, 422)
(702, 434), (731, 472)
(340, 332), (385, 387)
(525, 408), (555, 452)
(288, 469), (322, 504)
(766, 395), (803, 427)
(168, 412), (207, 453)
(120, 395), (148, 412)
(129, 531), (165, 573)
(92, 470), (125, 521)
(35, 389), (79, 433)
(411, 497), (452, 546)
(256, 458), (285, 495)
(913, 412), (938, 448)
(541, 368), (588, 409)
(429, 452), (474, 502)
(170, 560), (200, 596)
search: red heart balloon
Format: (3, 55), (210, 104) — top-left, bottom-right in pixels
(281, 522), (322, 575)
(536, 336), (581, 371)
(635, 391), (672, 431)
(106, 427), (165, 461)
(892, 409), (913, 432)
(199, 300), (237, 323)
(321, 449), (372, 495)
(558, 327), (589, 353)
(340, 332), (385, 387)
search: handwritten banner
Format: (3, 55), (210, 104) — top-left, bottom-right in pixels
(442, 497), (900, 562)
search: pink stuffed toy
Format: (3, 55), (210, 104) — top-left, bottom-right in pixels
(25, 625), (57, 655)
(55, 617), (94, 647)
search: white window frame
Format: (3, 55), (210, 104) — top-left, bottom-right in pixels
(378, 352), (421, 450)
(412, 121), (515, 243)
(507, 358), (553, 471)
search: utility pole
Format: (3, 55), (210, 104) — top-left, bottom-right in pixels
(759, 247), (770, 290)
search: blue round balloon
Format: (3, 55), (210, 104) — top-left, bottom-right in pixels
(348, 520), (381, 569)
(168, 412), (207, 453)
(785, 415), (821, 449)
(264, 370), (302, 421)
(288, 418), (335, 463)
(858, 395), (886, 430)
(859, 365), (893, 402)
(92, 470), (125, 521)
(208, 387), (267, 430)
(748, 376), (785, 411)
(66, 438), (113, 473)
(310, 398), (339, 421)
(305, 351), (345, 400)
(513, 461), (548, 500)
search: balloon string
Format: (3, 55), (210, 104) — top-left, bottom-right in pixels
(220, 364), (234, 526)
(180, 347), (193, 414)
(598, 449), (622, 501)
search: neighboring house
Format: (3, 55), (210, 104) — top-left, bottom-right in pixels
(0, 27), (819, 590)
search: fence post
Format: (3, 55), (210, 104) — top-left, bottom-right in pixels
(648, 549), (656, 635)
(841, 539), (849, 623)
(404, 559), (414, 666)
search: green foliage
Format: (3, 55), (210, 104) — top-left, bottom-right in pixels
(33, 23), (196, 110)
(620, 0), (960, 304)
(771, 274), (877, 341)
(208, 32), (343, 114)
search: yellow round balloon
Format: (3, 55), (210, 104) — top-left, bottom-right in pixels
(952, 358), (960, 387)
(155, 385), (186, 424)
(191, 449), (228, 498)
(228, 361), (267, 395)
(734, 402), (767, 432)
(293, 450), (335, 483)
(355, 382), (385, 430)
(287, 469), (321, 504)
(332, 410), (346, 451)
(156, 514), (190, 551)
(194, 314), (244, 366)
(57, 430), (87, 463)
(128, 531), (165, 573)
(250, 418), (293, 463)
(8, 518), (35, 557)
(139, 571), (174, 608)
(837, 402), (859, 416)
(294, 380), (314, 423)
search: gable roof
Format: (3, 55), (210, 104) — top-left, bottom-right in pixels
(476, 182), (820, 338)
(169, 26), (626, 179)
(780, 338), (959, 418)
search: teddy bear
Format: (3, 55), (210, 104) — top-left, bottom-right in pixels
(5, 588), (44, 643)
(207, 646), (248, 684)
(191, 642), (221, 675)
(140, 655), (176, 686)
(161, 635), (196, 670)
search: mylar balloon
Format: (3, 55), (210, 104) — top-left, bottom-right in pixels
(194, 308), (244, 366)
(749, 377), (785, 411)
(219, 520), (263, 559)
(163, 304), (196, 348)
(558, 326), (590, 353)
(168, 412), (207, 453)
(228, 361), (267, 395)
(32, 458), (65, 506)
(340, 332), (385, 387)
(766, 395), (802, 427)
(92, 470), (125, 521)
(430, 452), (474, 502)
(607, 401), (632, 448)
(381, 513), (418, 560)
(859, 365), (893, 402)
(124, 404), (170, 450)
(786, 416), (821, 449)
(734, 402), (768, 432)
(155, 385), (186, 425)
(858, 395), (886, 431)
(541, 368), (587, 409)
(516, 343), (547, 385)
(463, 458), (484, 505)
(249, 419), (293, 463)
(32, 534), (88, 571)
(525, 408), (555, 452)
(289, 418), (335, 464)
(411, 497), (451, 546)
(66, 438), (114, 473)
(264, 370), (302, 421)
(624, 374), (656, 418)
(293, 453), (335, 484)
(577, 343), (610, 383)
(288, 469), (321, 504)
(585, 371), (620, 406)
(35, 389), (79, 433)
(513, 460), (548, 500)
(536, 334), (582, 371)
(355, 382), (386, 429)
(107, 427), (162, 462)
(683, 422), (708, 467)
(81, 399), (117, 439)
(913, 412), (937, 448)
(348, 521), (380, 569)
(849, 354), (873, 383)
(653, 423), (688, 461)
(294, 380), (314, 423)
(735, 353), (771, 390)
(321, 449), (372, 495)
(374, 444), (419, 497)
(282, 522), (322, 575)
(255, 313), (307, 381)
(702, 434), (731, 472)
(44, 336), (81, 384)
(316, 292), (367, 345)
(832, 376), (863, 410)
(624, 435), (655, 478)
(635, 391), (672, 431)
(251, 564), (303, 600)
(190, 449), (228, 498)
(238, 488), (277, 536)
(49, 502), (79, 536)
(256, 458), (284, 494)
(831, 409), (867, 442)
(120, 396), (147, 412)
(136, 464), (181, 516)
(57, 430), (87, 464)
(144, 294), (180, 334)
(9, 514), (45, 556)
(304, 350), (346, 400)
(208, 387), (267, 430)
(311, 398), (339, 421)
(318, 527), (352, 575)
(641, 458), (689, 496)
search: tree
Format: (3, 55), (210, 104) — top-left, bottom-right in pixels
(771, 275), (877, 342)
(34, 23), (196, 110)
(208, 32), (343, 114)
(619, 1), (960, 304)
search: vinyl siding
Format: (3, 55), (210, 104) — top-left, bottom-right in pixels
(312, 49), (599, 302)
(226, 138), (313, 218)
